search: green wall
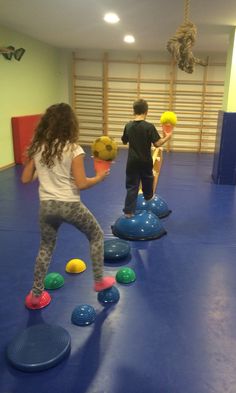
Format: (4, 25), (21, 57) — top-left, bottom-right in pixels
(0, 25), (72, 168)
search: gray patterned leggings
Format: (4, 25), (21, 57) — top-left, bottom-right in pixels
(32, 200), (104, 296)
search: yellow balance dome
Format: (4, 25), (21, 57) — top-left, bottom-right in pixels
(65, 259), (87, 274)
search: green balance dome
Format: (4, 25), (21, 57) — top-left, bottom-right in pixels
(44, 272), (64, 290)
(116, 267), (136, 284)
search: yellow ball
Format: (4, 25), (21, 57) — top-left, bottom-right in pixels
(65, 259), (87, 274)
(91, 136), (118, 161)
(160, 111), (177, 126)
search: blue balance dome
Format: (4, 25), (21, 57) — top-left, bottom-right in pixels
(136, 193), (171, 218)
(71, 304), (96, 326)
(111, 211), (167, 241)
(6, 324), (71, 372)
(104, 239), (131, 260)
(97, 286), (120, 306)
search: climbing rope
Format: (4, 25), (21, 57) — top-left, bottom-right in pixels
(184, 0), (190, 23)
(166, 0), (207, 73)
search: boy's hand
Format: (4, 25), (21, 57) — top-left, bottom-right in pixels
(162, 123), (173, 136)
(163, 130), (173, 139)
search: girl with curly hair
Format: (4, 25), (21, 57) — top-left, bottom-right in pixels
(22, 103), (115, 309)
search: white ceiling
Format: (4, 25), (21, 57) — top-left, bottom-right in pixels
(0, 0), (236, 54)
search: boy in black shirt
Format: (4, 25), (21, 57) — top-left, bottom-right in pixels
(121, 99), (172, 217)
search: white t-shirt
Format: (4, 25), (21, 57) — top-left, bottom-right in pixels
(34, 144), (85, 201)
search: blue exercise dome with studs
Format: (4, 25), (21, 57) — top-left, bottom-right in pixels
(71, 304), (96, 326)
(136, 193), (171, 218)
(104, 239), (131, 260)
(111, 211), (167, 241)
(97, 286), (120, 306)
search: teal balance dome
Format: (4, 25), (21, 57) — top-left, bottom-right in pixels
(104, 239), (131, 260)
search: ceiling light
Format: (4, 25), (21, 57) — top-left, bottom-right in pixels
(104, 12), (120, 24)
(124, 35), (135, 44)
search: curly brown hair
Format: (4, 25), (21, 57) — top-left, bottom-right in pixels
(27, 103), (79, 168)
